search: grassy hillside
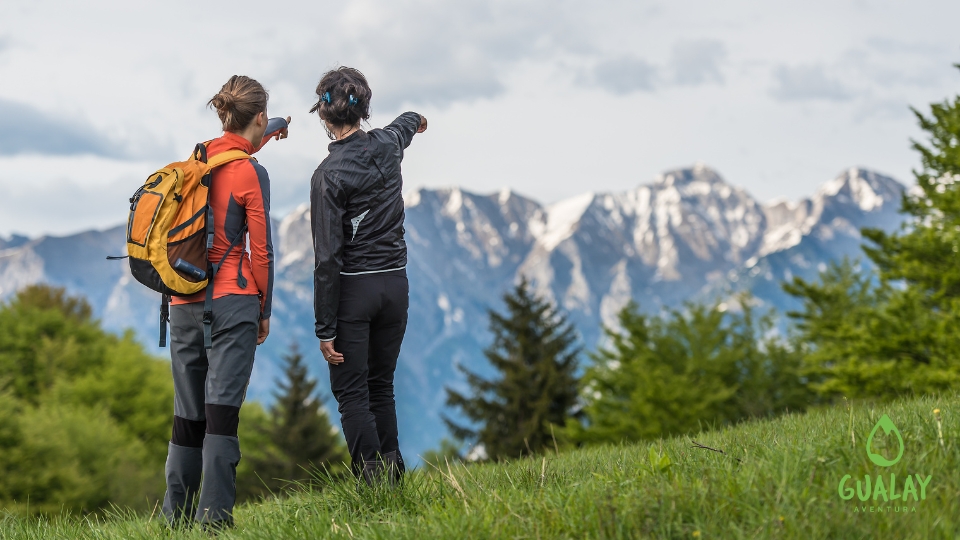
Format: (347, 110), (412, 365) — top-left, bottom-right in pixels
(2, 392), (958, 539)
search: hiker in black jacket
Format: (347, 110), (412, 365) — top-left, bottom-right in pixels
(309, 67), (427, 485)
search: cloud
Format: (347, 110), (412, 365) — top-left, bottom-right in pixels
(581, 40), (725, 95)
(770, 64), (853, 102)
(671, 39), (726, 86)
(845, 38), (953, 88)
(0, 99), (122, 157)
(0, 154), (148, 236)
(280, 0), (578, 111)
(588, 56), (659, 94)
(0, 178), (123, 236)
(277, 3), (721, 106)
(865, 37), (942, 57)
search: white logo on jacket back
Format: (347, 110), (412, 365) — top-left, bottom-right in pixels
(350, 210), (370, 242)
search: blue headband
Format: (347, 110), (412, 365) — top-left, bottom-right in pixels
(321, 91), (332, 104)
(348, 94), (358, 106)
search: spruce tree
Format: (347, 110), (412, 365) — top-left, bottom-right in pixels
(785, 64), (960, 397)
(243, 345), (347, 496)
(863, 71), (960, 297)
(568, 300), (809, 445)
(444, 279), (580, 460)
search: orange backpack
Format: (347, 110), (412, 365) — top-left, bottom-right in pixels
(116, 144), (253, 347)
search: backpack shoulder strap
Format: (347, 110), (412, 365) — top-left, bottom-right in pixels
(206, 149), (256, 169)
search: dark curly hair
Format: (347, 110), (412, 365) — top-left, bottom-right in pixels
(309, 67), (372, 129)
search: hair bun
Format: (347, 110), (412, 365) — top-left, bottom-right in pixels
(211, 92), (236, 113)
(207, 75), (268, 132)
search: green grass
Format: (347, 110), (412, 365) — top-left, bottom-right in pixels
(2, 393), (959, 539)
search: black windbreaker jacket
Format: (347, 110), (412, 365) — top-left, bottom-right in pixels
(310, 112), (421, 341)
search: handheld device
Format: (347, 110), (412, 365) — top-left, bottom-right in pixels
(173, 258), (207, 281)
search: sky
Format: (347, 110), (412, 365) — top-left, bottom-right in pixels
(1, 0), (959, 237)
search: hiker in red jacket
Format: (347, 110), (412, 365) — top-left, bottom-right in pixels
(162, 75), (289, 530)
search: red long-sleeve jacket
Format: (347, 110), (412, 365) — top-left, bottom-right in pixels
(172, 130), (276, 318)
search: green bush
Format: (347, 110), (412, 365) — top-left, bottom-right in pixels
(1, 401), (158, 514)
(0, 285), (171, 514)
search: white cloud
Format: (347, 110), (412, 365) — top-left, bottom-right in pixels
(0, 98), (123, 157)
(0, 155), (150, 235)
(671, 39), (726, 86)
(770, 64), (853, 102)
(588, 56), (659, 94)
(1, 0), (959, 237)
(278, 0), (584, 110)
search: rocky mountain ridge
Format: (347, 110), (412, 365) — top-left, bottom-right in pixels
(0, 165), (906, 458)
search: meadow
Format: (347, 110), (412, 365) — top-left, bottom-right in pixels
(2, 392), (957, 539)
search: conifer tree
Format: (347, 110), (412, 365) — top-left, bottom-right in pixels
(786, 64), (960, 397)
(863, 72), (960, 296)
(243, 345), (347, 496)
(444, 279), (580, 460)
(568, 300), (809, 445)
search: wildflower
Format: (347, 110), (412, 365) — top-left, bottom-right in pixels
(692, 531), (701, 538)
(779, 516), (785, 522)
(934, 409), (945, 451)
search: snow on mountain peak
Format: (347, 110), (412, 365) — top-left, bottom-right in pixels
(530, 192), (596, 251)
(816, 167), (903, 212)
(521, 166), (768, 278)
(654, 165), (727, 188)
(405, 187), (423, 207)
(759, 168), (904, 256)
(444, 187), (464, 215)
(277, 203), (312, 270)
(278, 203), (309, 233)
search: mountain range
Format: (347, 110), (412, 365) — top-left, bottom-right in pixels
(0, 164), (906, 459)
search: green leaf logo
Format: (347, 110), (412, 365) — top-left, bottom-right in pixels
(865, 414), (904, 467)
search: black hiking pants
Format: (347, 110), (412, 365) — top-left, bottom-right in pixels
(329, 268), (408, 475)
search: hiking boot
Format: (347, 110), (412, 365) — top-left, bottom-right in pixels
(383, 450), (405, 487)
(361, 459), (383, 487)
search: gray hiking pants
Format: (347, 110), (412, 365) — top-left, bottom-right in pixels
(161, 294), (260, 527)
